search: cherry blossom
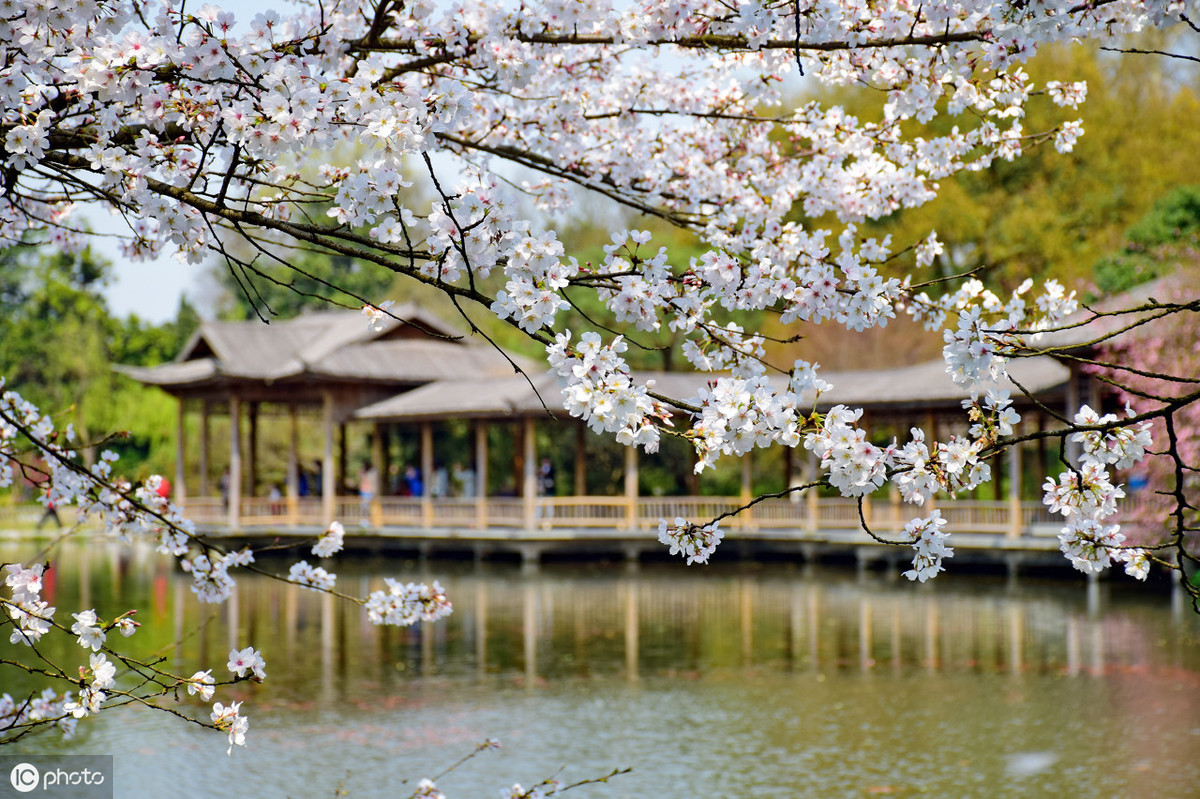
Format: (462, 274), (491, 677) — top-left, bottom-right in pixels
(70, 610), (106, 652)
(187, 670), (216, 702)
(658, 517), (724, 565)
(313, 520), (346, 558)
(227, 646), (267, 682)
(901, 511), (954, 583)
(364, 579), (454, 626)
(211, 701), (249, 755)
(287, 560), (338, 592)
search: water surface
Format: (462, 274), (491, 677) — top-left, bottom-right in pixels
(3, 537), (1198, 798)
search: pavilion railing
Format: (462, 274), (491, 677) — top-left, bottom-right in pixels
(161, 494), (1072, 539)
(1, 495), (1145, 542)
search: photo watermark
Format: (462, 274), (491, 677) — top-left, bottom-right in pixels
(1, 756), (112, 798)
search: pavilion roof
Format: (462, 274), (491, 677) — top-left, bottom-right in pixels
(1018, 270), (1194, 355)
(814, 355), (1069, 410)
(116, 304), (530, 392)
(355, 371), (566, 421)
(353, 355), (1071, 423)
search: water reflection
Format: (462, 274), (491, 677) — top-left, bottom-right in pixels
(3, 537), (1199, 798)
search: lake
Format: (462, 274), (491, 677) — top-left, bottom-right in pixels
(3, 536), (1199, 798)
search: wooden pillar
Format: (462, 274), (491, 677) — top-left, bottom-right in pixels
(420, 420), (434, 528)
(1035, 411), (1048, 489)
(1087, 373), (1102, 417)
(337, 422), (347, 498)
(286, 404), (299, 524)
(623, 443), (639, 530)
(859, 410), (872, 530)
(322, 391), (335, 526)
(522, 417), (537, 530)
(861, 492), (874, 534)
(371, 422), (385, 527)
(1066, 364), (1082, 465)
(475, 420), (489, 529)
(784, 445), (795, 501)
(574, 422), (587, 496)
(1007, 436), (1023, 539)
(247, 401), (259, 498)
(174, 396), (187, 507)
(228, 395), (241, 530)
(740, 451), (755, 530)
(199, 400), (210, 496)
(806, 451), (819, 532)
(889, 483), (902, 535)
(380, 425), (391, 498)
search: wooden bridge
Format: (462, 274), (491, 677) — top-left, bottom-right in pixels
(176, 494), (1072, 568)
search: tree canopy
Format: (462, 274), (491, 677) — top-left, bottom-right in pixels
(0, 245), (197, 474)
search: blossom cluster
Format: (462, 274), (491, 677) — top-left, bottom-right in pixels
(0, 689), (77, 740)
(63, 653), (118, 719)
(313, 520), (346, 558)
(180, 548), (255, 603)
(928, 278), (1079, 399)
(547, 331), (670, 451)
(657, 517), (724, 565)
(5, 562), (54, 646)
(228, 646), (267, 682)
(288, 560), (338, 592)
(364, 579), (454, 627)
(3, 560), (141, 731)
(901, 510), (954, 583)
(1044, 405), (1153, 578)
(211, 701), (249, 756)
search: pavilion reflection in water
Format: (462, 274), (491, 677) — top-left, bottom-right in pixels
(151, 562), (1193, 694)
(34, 539), (1191, 697)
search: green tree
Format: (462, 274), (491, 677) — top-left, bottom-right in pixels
(1092, 185), (1200, 295)
(0, 246), (197, 476)
(0, 247), (112, 445)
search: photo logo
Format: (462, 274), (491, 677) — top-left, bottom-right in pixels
(9, 762), (39, 793)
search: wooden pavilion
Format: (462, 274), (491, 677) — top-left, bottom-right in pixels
(116, 303), (531, 527)
(119, 302), (1091, 539)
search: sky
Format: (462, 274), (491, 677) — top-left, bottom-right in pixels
(91, 215), (209, 322)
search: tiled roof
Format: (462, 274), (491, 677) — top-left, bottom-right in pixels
(117, 303), (525, 389)
(352, 356), (1071, 422)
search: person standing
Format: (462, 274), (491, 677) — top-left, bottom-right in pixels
(358, 464), (377, 523)
(537, 458), (555, 496)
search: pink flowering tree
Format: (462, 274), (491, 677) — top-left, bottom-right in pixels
(1093, 271), (1200, 553)
(2, 0), (1199, 770)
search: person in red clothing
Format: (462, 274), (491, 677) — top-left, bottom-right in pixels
(36, 496), (61, 530)
(156, 477), (171, 499)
